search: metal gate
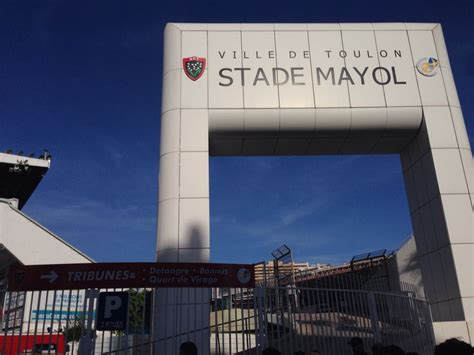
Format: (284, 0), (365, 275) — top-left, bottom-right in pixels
(0, 285), (435, 355)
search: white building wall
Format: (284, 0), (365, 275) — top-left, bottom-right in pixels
(0, 201), (92, 265)
(387, 236), (425, 298)
(0, 201), (93, 336)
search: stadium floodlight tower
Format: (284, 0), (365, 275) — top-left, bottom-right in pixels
(156, 23), (474, 352)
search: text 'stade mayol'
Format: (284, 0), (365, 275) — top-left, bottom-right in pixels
(217, 49), (406, 87)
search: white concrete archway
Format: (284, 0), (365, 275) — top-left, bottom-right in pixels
(156, 23), (474, 352)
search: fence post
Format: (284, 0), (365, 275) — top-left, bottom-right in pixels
(81, 289), (99, 355)
(367, 292), (382, 343)
(255, 286), (267, 350)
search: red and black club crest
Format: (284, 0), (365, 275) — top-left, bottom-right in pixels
(183, 56), (206, 81)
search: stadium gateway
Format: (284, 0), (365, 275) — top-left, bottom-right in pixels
(218, 66), (407, 87)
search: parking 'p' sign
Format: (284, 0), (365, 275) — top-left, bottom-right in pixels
(97, 292), (129, 331)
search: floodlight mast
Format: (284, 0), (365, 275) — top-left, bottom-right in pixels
(271, 244), (295, 286)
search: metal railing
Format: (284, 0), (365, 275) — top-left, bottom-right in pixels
(0, 284), (434, 355)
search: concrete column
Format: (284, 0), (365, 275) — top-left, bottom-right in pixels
(401, 25), (474, 343)
(155, 24), (211, 354)
(401, 106), (473, 343)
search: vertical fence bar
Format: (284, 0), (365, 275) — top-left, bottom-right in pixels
(297, 288), (307, 354)
(238, 288), (243, 352)
(227, 288), (231, 354)
(143, 288), (149, 355)
(280, 287), (288, 354)
(78, 289), (88, 354)
(306, 287), (319, 354)
(243, 289), (249, 352)
(175, 286), (181, 355)
(272, 285), (278, 349)
(393, 293), (403, 348)
(356, 289), (368, 347)
(70, 289), (80, 355)
(57, 290), (66, 353)
(333, 288), (343, 355)
(252, 288), (258, 354)
(297, 288), (310, 355)
(353, 289), (361, 337)
(47, 290), (57, 355)
(220, 289), (225, 354)
(100, 289), (106, 355)
(40, 290), (50, 352)
(303, 288), (313, 355)
(405, 294), (416, 352)
(246, 288), (254, 353)
(367, 292), (381, 344)
(322, 288), (332, 355)
(123, 288), (131, 355)
(339, 289), (349, 353)
(24, 291), (34, 354)
(255, 286), (265, 354)
(213, 288), (219, 355)
(328, 287), (335, 353)
(11, 292), (21, 354)
(283, 287), (294, 354)
(238, 288), (244, 352)
(203, 287), (207, 353)
(384, 295), (394, 344)
(404, 294), (416, 353)
(313, 287), (326, 354)
(346, 288), (356, 352)
(84, 289), (95, 354)
(31, 291), (43, 355)
(285, 285), (298, 353)
(261, 263), (268, 352)
(1, 291), (12, 355)
(267, 286), (277, 351)
(267, 286), (276, 351)
(388, 293), (397, 346)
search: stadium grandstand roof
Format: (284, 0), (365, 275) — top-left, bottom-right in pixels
(351, 249), (393, 265)
(0, 151), (51, 209)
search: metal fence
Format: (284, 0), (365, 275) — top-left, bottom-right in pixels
(251, 286), (434, 355)
(0, 285), (434, 355)
(0, 288), (152, 355)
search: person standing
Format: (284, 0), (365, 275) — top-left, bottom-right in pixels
(348, 337), (369, 355)
(180, 341), (198, 355)
(262, 347), (282, 355)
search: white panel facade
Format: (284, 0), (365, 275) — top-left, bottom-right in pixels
(375, 31), (420, 107)
(309, 31), (350, 108)
(241, 31), (279, 108)
(341, 30), (385, 107)
(274, 31), (314, 108)
(315, 108), (351, 138)
(181, 31), (208, 108)
(180, 109), (209, 151)
(208, 31), (243, 108)
(407, 31), (448, 106)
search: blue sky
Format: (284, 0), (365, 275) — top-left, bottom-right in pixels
(1, 0), (472, 265)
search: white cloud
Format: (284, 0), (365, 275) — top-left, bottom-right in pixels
(279, 200), (327, 226)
